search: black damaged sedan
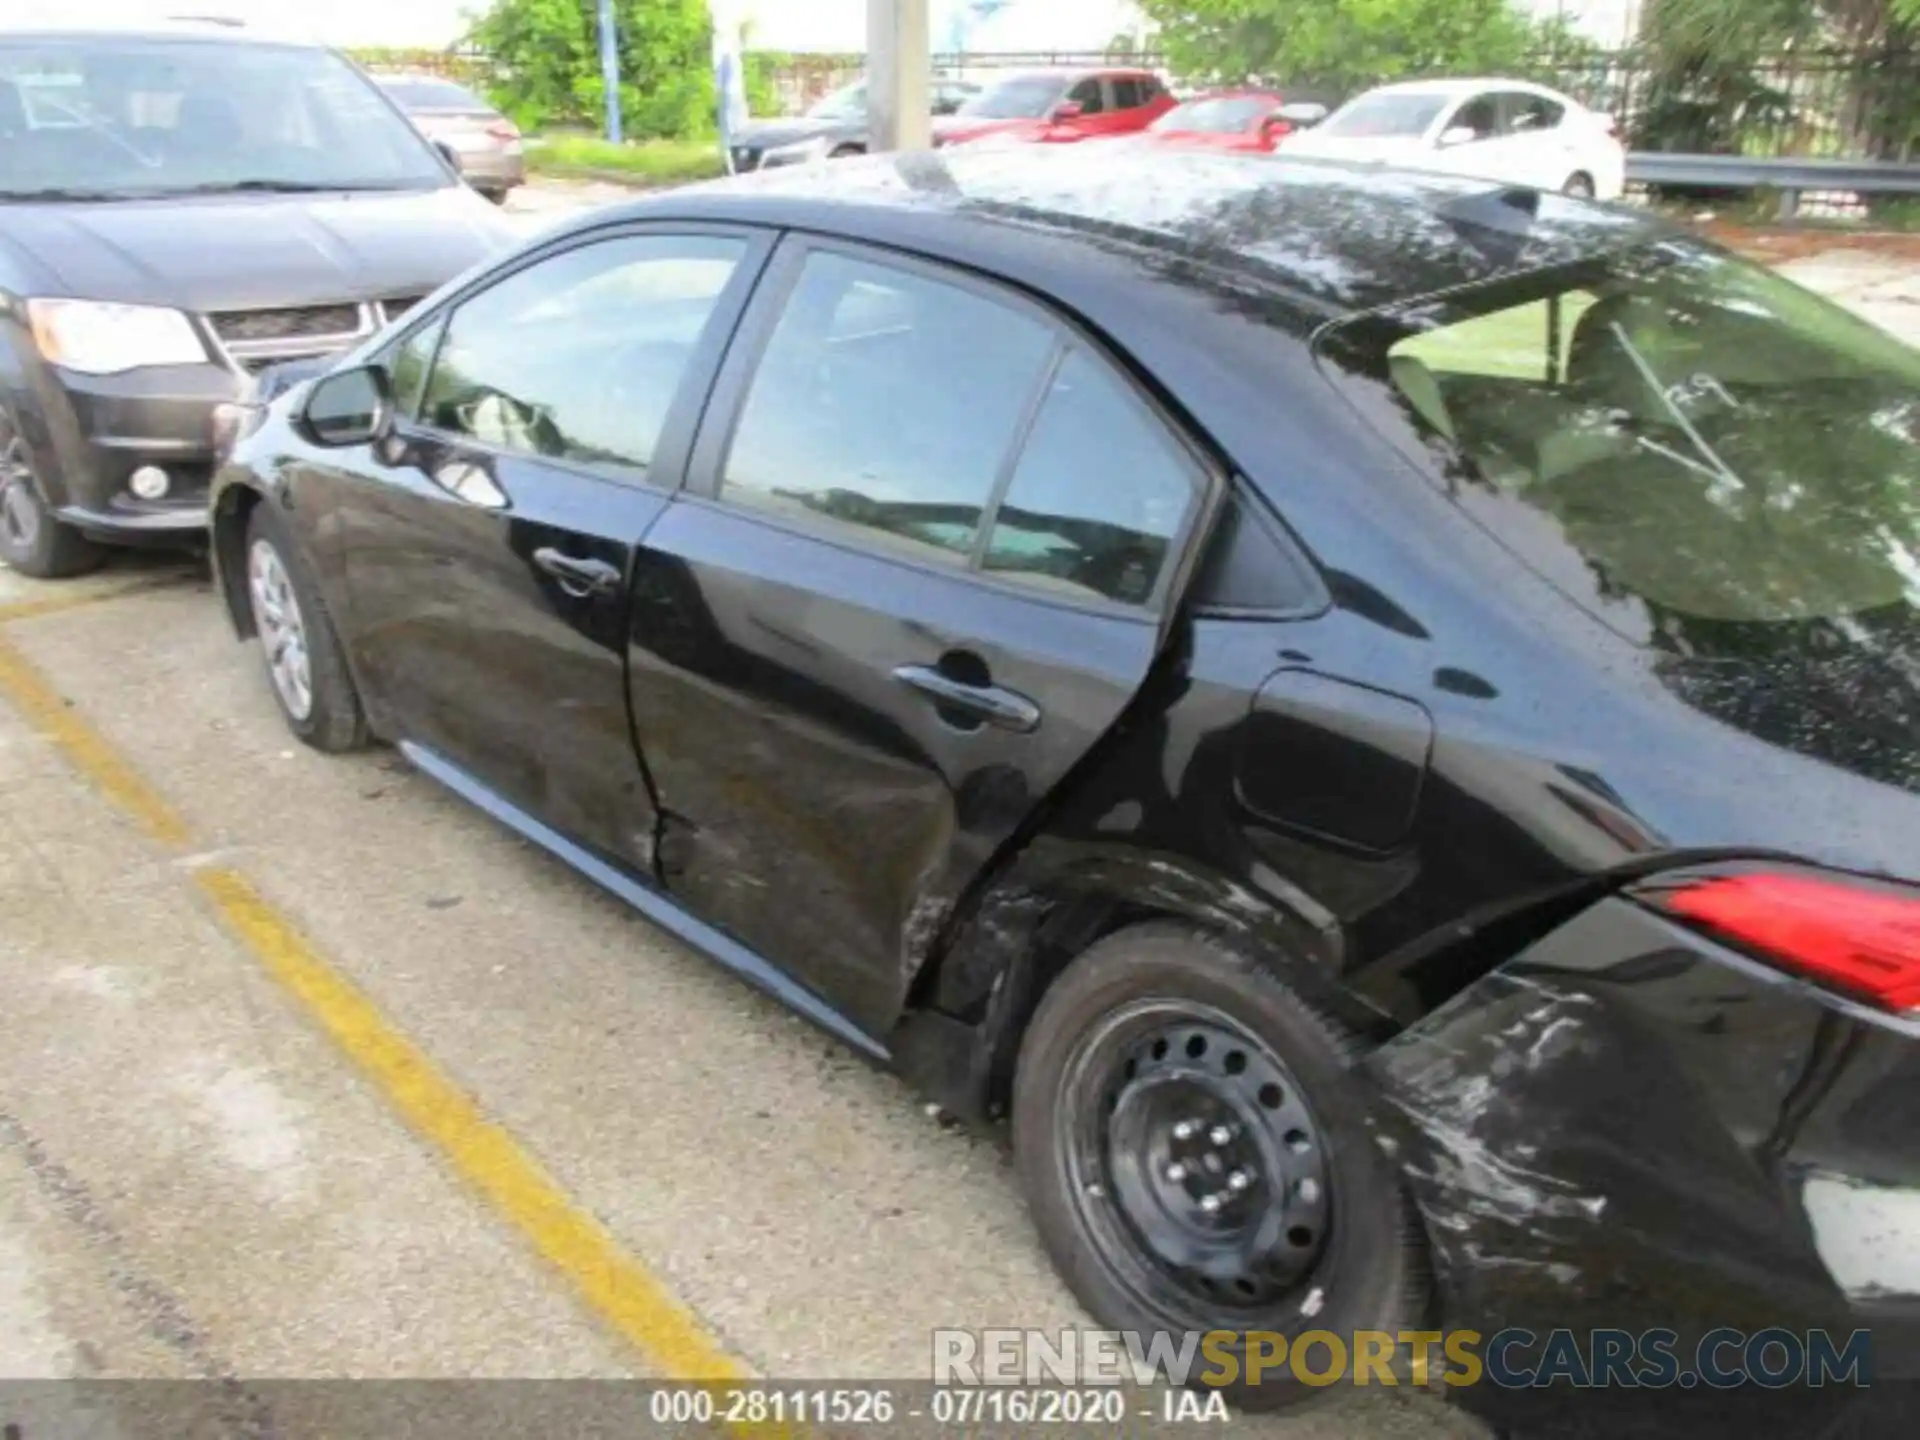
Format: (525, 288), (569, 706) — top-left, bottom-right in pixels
(208, 146), (1920, 1432)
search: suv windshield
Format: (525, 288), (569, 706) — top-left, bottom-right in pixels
(0, 36), (449, 199)
(958, 75), (1066, 120)
(1331, 237), (1920, 658)
(1319, 92), (1448, 139)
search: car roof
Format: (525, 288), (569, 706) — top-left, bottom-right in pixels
(1349, 76), (1574, 102)
(0, 13), (319, 46)
(615, 143), (1665, 322)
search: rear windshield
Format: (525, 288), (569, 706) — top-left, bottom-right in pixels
(381, 78), (487, 111)
(1327, 238), (1920, 650)
(1153, 96), (1274, 134)
(1320, 92), (1448, 138)
(0, 37), (447, 199)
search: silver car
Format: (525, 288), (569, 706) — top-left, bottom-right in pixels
(375, 73), (524, 203)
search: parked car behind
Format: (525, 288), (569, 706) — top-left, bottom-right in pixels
(211, 144), (1918, 1434)
(1280, 76), (1625, 198)
(0, 16), (517, 580)
(1140, 89), (1327, 152)
(374, 72), (524, 203)
(728, 76), (978, 171)
(933, 66), (1176, 147)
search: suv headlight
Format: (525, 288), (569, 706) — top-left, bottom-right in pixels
(26, 298), (209, 375)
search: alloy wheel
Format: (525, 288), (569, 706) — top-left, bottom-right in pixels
(1060, 999), (1333, 1322)
(0, 426), (44, 556)
(247, 538), (314, 722)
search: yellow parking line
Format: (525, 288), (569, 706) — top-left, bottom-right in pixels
(0, 623), (793, 1433)
(195, 867), (759, 1386)
(0, 578), (184, 627)
(0, 632), (193, 846)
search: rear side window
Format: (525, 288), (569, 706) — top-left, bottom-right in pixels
(1505, 92), (1565, 133)
(417, 232), (744, 481)
(721, 251), (1055, 565)
(984, 350), (1198, 605)
(1111, 77), (1144, 110)
(720, 247), (1205, 608)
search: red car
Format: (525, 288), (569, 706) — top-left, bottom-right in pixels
(1141, 88), (1306, 152)
(933, 67), (1176, 147)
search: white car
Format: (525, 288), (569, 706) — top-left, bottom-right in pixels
(1277, 78), (1626, 200)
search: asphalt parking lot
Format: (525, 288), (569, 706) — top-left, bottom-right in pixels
(0, 562), (1480, 1424)
(2, 177), (1916, 1437)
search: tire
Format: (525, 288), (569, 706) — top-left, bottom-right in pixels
(0, 406), (106, 580)
(243, 502), (368, 753)
(1563, 172), (1596, 199)
(1012, 921), (1427, 1412)
(829, 144), (865, 159)
(481, 188), (509, 205)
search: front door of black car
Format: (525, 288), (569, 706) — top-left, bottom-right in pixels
(334, 225), (771, 872)
(626, 239), (1217, 1035)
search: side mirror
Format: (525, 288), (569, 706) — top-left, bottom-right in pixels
(1438, 125), (1479, 148)
(1274, 102), (1328, 130)
(1049, 100), (1084, 124)
(296, 364), (392, 448)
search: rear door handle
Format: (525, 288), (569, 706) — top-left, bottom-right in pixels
(532, 547), (622, 598)
(892, 664), (1041, 734)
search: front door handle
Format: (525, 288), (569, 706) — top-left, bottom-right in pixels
(532, 547), (622, 599)
(892, 664), (1041, 734)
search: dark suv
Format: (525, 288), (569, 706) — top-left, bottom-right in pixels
(0, 17), (516, 579)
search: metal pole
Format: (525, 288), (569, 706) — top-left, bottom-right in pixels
(597, 0), (622, 144)
(869, 0), (931, 153)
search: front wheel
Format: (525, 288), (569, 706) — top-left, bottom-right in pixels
(1563, 172), (1596, 199)
(1012, 921), (1426, 1411)
(0, 408), (105, 580)
(244, 503), (368, 753)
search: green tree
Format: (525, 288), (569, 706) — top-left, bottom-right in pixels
(467, 0), (715, 139)
(1133, 0), (1546, 92)
(1635, 0), (1920, 163)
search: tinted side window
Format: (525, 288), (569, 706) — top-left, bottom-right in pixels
(721, 251), (1055, 565)
(1111, 77), (1144, 110)
(418, 233), (744, 482)
(982, 349), (1198, 605)
(1068, 77), (1106, 114)
(1449, 94), (1501, 141)
(1505, 92), (1565, 132)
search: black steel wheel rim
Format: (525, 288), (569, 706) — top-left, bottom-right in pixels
(1060, 999), (1333, 1323)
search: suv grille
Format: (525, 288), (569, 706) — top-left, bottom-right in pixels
(210, 304), (363, 343)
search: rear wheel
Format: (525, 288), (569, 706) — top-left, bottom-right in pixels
(1563, 171), (1596, 199)
(829, 144), (865, 159)
(1012, 922), (1426, 1411)
(244, 503), (368, 753)
(0, 407), (105, 580)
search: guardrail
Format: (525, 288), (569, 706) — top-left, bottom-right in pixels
(1625, 154), (1920, 215)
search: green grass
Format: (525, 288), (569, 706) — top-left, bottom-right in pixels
(526, 135), (725, 187)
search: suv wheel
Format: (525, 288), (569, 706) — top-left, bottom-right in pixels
(244, 503), (368, 752)
(1012, 921), (1426, 1411)
(0, 407), (105, 580)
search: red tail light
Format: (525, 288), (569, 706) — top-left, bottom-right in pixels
(486, 119), (520, 142)
(1648, 872), (1920, 1012)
